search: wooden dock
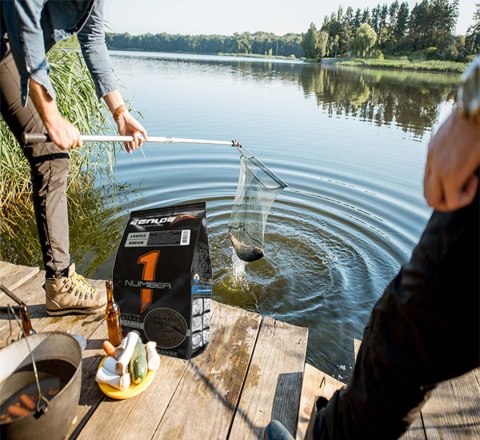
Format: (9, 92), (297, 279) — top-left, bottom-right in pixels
(0, 260), (478, 439)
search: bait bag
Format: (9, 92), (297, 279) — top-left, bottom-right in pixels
(113, 202), (212, 359)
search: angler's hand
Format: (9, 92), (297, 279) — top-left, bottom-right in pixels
(423, 110), (480, 212)
(28, 78), (82, 150)
(116, 111), (148, 153)
(45, 115), (83, 150)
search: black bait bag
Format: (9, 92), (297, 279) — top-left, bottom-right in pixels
(228, 147), (287, 262)
(113, 202), (212, 359)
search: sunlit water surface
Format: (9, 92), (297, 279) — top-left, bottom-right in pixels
(90, 52), (458, 380)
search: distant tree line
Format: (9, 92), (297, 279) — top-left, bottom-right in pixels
(303, 0), (479, 61)
(106, 1), (479, 62)
(106, 32), (303, 58)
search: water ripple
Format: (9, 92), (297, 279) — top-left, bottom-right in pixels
(97, 53), (438, 380)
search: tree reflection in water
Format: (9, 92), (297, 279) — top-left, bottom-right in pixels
(224, 58), (458, 137)
(300, 65), (458, 137)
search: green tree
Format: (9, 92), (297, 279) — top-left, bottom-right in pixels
(394, 2), (410, 41)
(351, 23), (378, 58)
(329, 34), (341, 57)
(431, 0), (459, 49)
(466, 3), (480, 55)
(321, 11), (343, 55)
(362, 8), (371, 25)
(354, 8), (362, 28)
(302, 23), (319, 58)
(389, 0), (400, 24)
(371, 5), (381, 33)
(409, 0), (458, 51)
(338, 7), (355, 55)
(235, 32), (252, 53)
(344, 6), (355, 28)
(379, 4), (389, 31)
(317, 31), (329, 58)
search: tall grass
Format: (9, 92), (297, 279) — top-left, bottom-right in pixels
(0, 38), (124, 271)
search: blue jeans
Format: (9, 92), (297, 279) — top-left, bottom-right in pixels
(311, 182), (479, 439)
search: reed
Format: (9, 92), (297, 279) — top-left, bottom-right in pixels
(0, 38), (122, 270)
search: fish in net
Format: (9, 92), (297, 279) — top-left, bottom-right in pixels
(228, 147), (287, 262)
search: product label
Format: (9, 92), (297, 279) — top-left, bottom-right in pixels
(125, 230), (191, 247)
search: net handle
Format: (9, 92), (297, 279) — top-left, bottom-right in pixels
(23, 133), (287, 188)
(23, 132), (241, 147)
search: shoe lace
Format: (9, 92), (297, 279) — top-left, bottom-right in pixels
(65, 272), (96, 299)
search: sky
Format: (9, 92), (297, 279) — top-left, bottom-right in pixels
(104, 0), (476, 37)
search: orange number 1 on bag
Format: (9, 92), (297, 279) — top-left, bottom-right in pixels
(137, 250), (160, 313)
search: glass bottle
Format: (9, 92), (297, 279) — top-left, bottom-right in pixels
(105, 279), (122, 347)
(20, 304), (36, 336)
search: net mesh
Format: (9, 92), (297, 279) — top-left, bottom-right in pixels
(228, 148), (287, 262)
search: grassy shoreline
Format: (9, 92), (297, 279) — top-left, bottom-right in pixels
(109, 49), (467, 73)
(325, 57), (467, 74)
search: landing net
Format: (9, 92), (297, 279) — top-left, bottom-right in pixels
(228, 147), (287, 262)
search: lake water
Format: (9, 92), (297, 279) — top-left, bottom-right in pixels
(58, 51), (466, 380)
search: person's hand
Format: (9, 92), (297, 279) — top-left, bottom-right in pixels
(29, 78), (82, 150)
(424, 110), (480, 211)
(44, 114), (83, 150)
(115, 111), (148, 153)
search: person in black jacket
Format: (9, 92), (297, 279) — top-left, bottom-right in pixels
(265, 56), (480, 440)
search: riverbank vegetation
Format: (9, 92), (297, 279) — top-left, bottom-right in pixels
(303, 0), (478, 64)
(336, 58), (466, 73)
(106, 32), (304, 58)
(0, 39), (123, 272)
(106, 1), (478, 72)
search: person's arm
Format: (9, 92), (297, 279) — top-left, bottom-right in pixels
(2, 0), (56, 106)
(2, 0), (81, 149)
(78, 0), (147, 152)
(423, 58), (480, 212)
(29, 79), (82, 150)
(103, 91), (148, 153)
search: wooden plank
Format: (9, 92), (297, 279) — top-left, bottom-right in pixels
(77, 299), (229, 440)
(0, 270), (108, 438)
(67, 318), (110, 438)
(421, 369), (480, 439)
(0, 273), (106, 347)
(77, 354), (189, 440)
(0, 269), (46, 306)
(400, 415), (426, 440)
(23, 279), (110, 437)
(0, 262), (39, 290)
(151, 303), (262, 440)
(296, 363), (345, 440)
(353, 338), (362, 360)
(78, 297), (228, 440)
(115, 302), (226, 440)
(115, 357), (189, 440)
(0, 271), (48, 345)
(0, 260), (26, 278)
(229, 317), (308, 440)
(0, 260), (14, 277)
(473, 368), (480, 389)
